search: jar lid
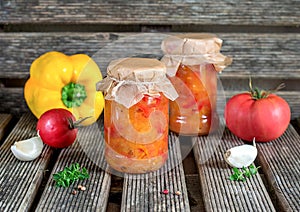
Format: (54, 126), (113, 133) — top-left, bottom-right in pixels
(106, 58), (166, 82)
(96, 58), (178, 108)
(162, 33), (222, 55)
(161, 33), (232, 76)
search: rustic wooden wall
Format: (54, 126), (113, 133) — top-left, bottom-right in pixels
(0, 0), (299, 118)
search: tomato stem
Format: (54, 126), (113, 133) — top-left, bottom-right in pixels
(67, 116), (92, 129)
(251, 87), (266, 100)
(61, 82), (87, 108)
(249, 78), (285, 100)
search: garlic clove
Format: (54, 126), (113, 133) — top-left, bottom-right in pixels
(224, 138), (257, 168)
(11, 137), (44, 161)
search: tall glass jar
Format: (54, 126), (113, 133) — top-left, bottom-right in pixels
(96, 58), (178, 174)
(161, 34), (232, 136)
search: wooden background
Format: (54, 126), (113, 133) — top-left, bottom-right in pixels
(1, 0), (299, 119)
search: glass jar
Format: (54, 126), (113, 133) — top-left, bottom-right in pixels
(161, 34), (232, 136)
(96, 58), (178, 174)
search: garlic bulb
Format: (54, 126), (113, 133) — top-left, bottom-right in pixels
(11, 137), (44, 161)
(224, 138), (257, 168)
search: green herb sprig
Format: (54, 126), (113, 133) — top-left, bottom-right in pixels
(229, 164), (260, 182)
(53, 163), (89, 187)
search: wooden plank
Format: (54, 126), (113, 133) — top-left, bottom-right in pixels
(219, 33), (300, 79)
(0, 113), (53, 211)
(0, 32), (117, 79)
(1, 1), (299, 26)
(2, 87), (300, 120)
(121, 132), (190, 211)
(193, 126), (276, 211)
(256, 124), (300, 211)
(0, 114), (12, 141)
(36, 119), (111, 211)
(0, 33), (300, 79)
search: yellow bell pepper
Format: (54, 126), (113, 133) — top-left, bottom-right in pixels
(24, 51), (104, 125)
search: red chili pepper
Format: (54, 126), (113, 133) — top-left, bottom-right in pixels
(162, 189), (169, 195)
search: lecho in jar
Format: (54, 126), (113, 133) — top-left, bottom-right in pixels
(161, 34), (232, 135)
(96, 58), (178, 174)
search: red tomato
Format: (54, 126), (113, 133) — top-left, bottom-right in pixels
(37, 108), (78, 148)
(225, 92), (291, 142)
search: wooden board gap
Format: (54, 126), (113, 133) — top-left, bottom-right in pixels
(2, 23), (141, 32)
(106, 175), (123, 211)
(0, 79), (27, 88)
(0, 114), (15, 146)
(29, 148), (62, 212)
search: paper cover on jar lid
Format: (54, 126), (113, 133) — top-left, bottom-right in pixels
(96, 58), (178, 108)
(161, 33), (233, 77)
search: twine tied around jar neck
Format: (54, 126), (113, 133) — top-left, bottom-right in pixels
(96, 58), (178, 108)
(161, 33), (233, 77)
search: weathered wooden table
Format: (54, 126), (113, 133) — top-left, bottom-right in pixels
(0, 113), (299, 211)
(0, 1), (300, 211)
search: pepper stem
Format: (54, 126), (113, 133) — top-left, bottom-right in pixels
(61, 82), (87, 108)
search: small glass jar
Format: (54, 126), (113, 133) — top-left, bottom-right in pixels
(96, 58), (178, 174)
(161, 34), (232, 136)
